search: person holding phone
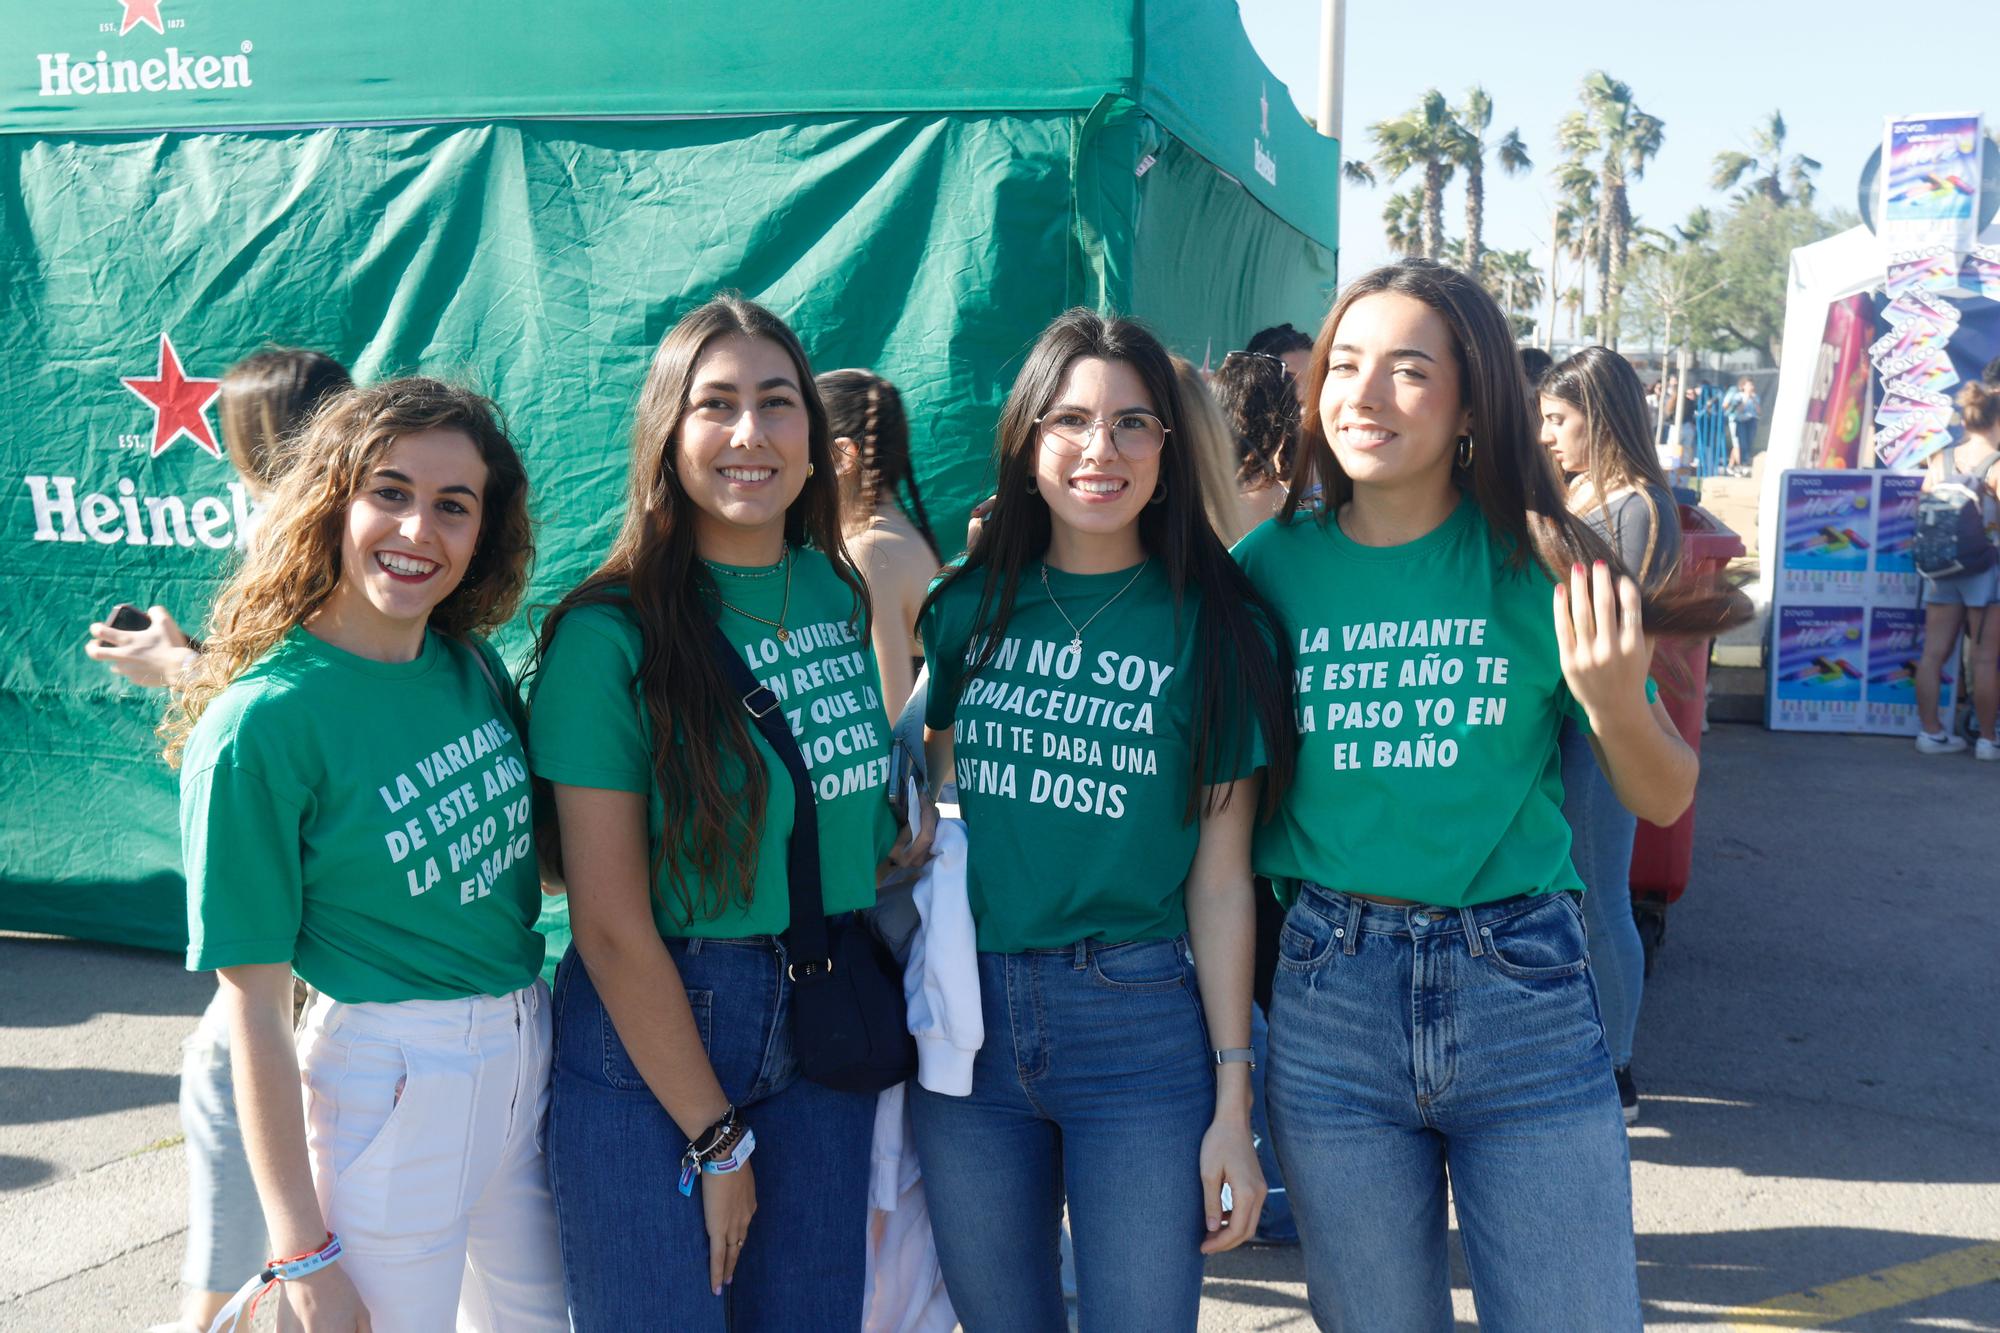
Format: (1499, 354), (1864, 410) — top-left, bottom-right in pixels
(528, 296), (932, 1329)
(164, 378), (561, 1330)
(89, 349), (351, 690)
(911, 309), (1295, 1330)
(1234, 261), (1744, 1329)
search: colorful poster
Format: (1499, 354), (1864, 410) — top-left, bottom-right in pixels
(1881, 114), (1984, 257)
(1862, 606), (1938, 735)
(1771, 606), (1866, 732)
(1871, 472), (1925, 604)
(1779, 472), (1874, 597)
(1802, 294), (1874, 469)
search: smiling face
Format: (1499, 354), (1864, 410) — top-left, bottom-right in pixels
(673, 334), (812, 563)
(1539, 393), (1591, 475)
(1318, 291), (1470, 497)
(1033, 356), (1162, 555)
(329, 428), (487, 641)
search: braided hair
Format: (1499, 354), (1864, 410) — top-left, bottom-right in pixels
(816, 369), (939, 558)
(1213, 350), (1301, 490)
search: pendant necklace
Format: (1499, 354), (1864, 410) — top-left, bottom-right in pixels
(713, 548), (794, 642)
(1041, 558), (1147, 652)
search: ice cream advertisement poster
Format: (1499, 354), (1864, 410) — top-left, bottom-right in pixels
(1771, 606), (1865, 731)
(1779, 472), (1873, 597)
(1870, 472), (1925, 602)
(1862, 607), (1948, 734)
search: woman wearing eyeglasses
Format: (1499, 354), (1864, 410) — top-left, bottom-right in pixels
(909, 309), (1297, 1330)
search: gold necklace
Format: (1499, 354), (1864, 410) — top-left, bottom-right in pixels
(713, 548), (794, 642)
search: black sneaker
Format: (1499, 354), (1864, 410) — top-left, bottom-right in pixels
(1614, 1065), (1639, 1125)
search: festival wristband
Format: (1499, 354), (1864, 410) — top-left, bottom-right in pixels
(207, 1232), (343, 1332)
(701, 1127), (757, 1176)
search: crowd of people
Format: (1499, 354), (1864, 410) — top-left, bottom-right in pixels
(91, 259), (1765, 1332)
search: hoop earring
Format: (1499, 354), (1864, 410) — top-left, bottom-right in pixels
(1455, 435), (1475, 469)
(1149, 482), (1168, 507)
(806, 462), (816, 478)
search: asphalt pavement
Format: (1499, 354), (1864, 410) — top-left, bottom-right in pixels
(2, 722), (1996, 1330)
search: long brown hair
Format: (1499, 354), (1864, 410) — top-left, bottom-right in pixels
(533, 295), (864, 924)
(1283, 261), (1746, 637)
(162, 378), (534, 765)
(218, 348), (353, 492)
(1540, 345), (1677, 590)
(921, 309), (1296, 820)
(817, 368), (940, 559)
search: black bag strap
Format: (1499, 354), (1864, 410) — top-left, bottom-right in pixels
(705, 621), (833, 982)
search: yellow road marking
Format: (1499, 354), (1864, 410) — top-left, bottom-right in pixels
(1723, 1240), (2000, 1329)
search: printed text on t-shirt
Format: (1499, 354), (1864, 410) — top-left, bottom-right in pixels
(1292, 617), (1509, 769)
(375, 715), (533, 904)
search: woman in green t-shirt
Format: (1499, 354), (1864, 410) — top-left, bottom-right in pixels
(165, 379), (561, 1329)
(529, 296), (929, 1329)
(911, 309), (1297, 1330)
(1233, 261), (1745, 1330)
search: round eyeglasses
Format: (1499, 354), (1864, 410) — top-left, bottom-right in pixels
(1034, 410), (1169, 460)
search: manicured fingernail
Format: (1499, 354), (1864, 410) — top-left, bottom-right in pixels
(1572, 563), (1585, 575)
(1207, 1217), (1220, 1231)
(725, 1277), (734, 1287)
(713, 1286), (722, 1297)
(1594, 560), (1607, 570)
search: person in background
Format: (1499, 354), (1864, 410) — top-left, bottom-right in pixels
(1539, 346), (1685, 1123)
(1170, 355), (1260, 546)
(1913, 377), (2000, 760)
(1211, 350), (1301, 547)
(1246, 323), (1314, 413)
(1519, 346), (1553, 389)
(818, 368), (942, 718)
(914, 309), (1294, 1329)
(1235, 260), (1745, 1329)
(164, 378), (561, 1330)
(88, 349), (352, 689)
(1722, 376), (1761, 476)
(97, 347), (351, 1333)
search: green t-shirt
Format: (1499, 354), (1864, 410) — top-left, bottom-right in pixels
(181, 628), (546, 1003)
(922, 560), (1262, 953)
(1233, 496), (1589, 908)
(527, 549), (898, 940)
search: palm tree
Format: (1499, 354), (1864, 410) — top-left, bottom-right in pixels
(1366, 90), (1461, 260)
(1711, 110), (1820, 206)
(1382, 188), (1427, 256)
(1454, 87), (1532, 279)
(1560, 286), (1584, 341)
(1559, 71), (1665, 347)
(1342, 159), (1378, 187)
(1487, 248), (1545, 334)
(1552, 159), (1598, 341)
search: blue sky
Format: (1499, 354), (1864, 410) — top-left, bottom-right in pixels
(1239, 0), (1993, 286)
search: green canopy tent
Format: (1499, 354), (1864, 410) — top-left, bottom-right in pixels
(1, 0), (1340, 951)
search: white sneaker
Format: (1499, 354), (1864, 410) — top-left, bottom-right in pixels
(1915, 730), (1968, 754)
(1977, 738), (2000, 762)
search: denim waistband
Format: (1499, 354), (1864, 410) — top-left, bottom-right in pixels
(667, 911), (858, 957)
(1296, 882), (1569, 941)
(985, 934), (1190, 965)
(311, 979), (545, 1042)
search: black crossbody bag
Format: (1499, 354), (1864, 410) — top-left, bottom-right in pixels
(708, 623), (916, 1094)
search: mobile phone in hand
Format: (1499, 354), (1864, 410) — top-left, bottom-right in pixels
(106, 604), (150, 632)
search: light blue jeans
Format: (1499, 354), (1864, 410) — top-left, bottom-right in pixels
(908, 937), (1214, 1332)
(1266, 884), (1639, 1332)
(1560, 720), (1646, 1068)
(178, 988), (266, 1293)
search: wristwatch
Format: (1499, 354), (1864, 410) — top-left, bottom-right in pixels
(1213, 1047), (1256, 1070)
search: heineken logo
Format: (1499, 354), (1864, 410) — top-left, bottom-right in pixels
(122, 333), (222, 460)
(35, 2), (253, 98)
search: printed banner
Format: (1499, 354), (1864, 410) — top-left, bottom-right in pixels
(1871, 472), (1925, 604)
(1863, 606), (1934, 734)
(1801, 293), (1874, 469)
(1880, 114), (1984, 258)
(1771, 605), (1865, 732)
(1778, 472), (1873, 598)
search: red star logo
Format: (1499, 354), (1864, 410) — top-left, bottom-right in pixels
(118, 0), (165, 36)
(122, 334), (222, 459)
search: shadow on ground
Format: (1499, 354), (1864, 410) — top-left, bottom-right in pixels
(0, 934), (207, 1028)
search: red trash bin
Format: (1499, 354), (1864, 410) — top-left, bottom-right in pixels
(1628, 504), (1743, 965)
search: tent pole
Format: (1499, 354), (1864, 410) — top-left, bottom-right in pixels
(1316, 0), (1344, 140)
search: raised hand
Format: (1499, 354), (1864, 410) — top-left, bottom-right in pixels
(1553, 561), (1650, 725)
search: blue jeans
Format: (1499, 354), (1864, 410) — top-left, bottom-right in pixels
(545, 938), (876, 1331)
(179, 988), (266, 1292)
(1267, 885), (1639, 1332)
(908, 937), (1214, 1332)
(1561, 720), (1645, 1068)
(1248, 1003), (1296, 1243)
